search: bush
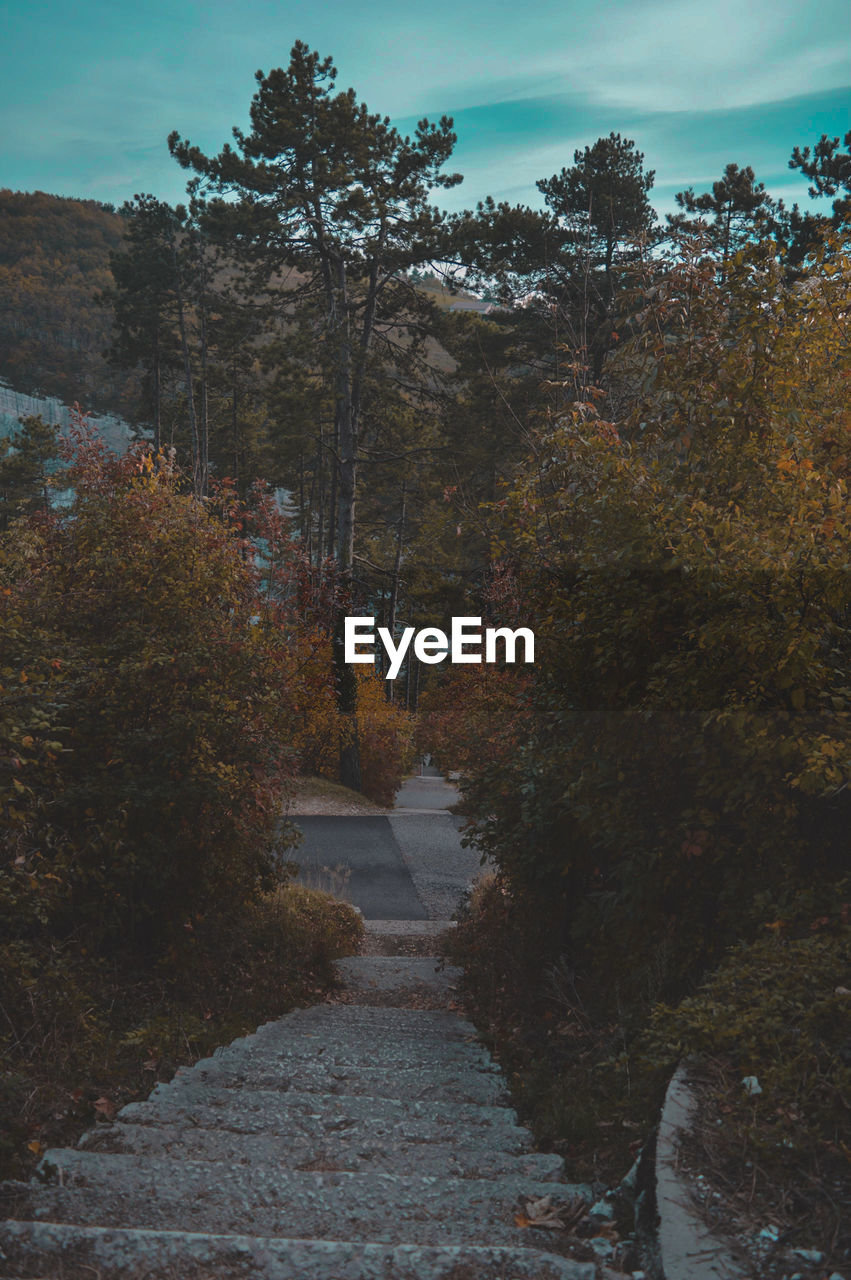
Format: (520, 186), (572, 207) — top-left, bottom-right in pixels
(0, 879), (362, 1179)
(356, 670), (415, 806)
(451, 233), (851, 993)
(1, 428), (298, 957)
(644, 926), (851, 1148)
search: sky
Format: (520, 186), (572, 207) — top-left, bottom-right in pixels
(0, 0), (848, 219)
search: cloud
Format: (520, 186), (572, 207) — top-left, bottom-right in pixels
(379, 0), (847, 118)
(0, 0), (845, 213)
(419, 85), (849, 215)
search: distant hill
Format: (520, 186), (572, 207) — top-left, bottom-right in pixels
(409, 270), (495, 313)
(0, 189), (140, 418)
(0, 193), (493, 451)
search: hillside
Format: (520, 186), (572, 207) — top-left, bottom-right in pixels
(0, 190), (140, 417)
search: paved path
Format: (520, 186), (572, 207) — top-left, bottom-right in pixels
(291, 769), (484, 921)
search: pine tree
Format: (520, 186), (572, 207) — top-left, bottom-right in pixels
(168, 40), (462, 787)
(669, 162), (781, 276)
(0, 414), (59, 530)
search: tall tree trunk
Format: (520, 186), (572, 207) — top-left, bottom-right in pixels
(305, 455), (318, 564)
(331, 258), (362, 792)
(328, 414), (337, 562)
(231, 379), (239, 492)
(171, 244), (200, 493)
(152, 325), (161, 453)
(198, 294), (210, 498)
(316, 426), (325, 566)
(386, 479), (407, 703)
(336, 360), (355, 567)
(298, 451), (305, 542)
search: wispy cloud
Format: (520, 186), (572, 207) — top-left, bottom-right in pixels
(0, 0), (845, 212)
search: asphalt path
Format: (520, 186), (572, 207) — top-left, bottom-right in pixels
(292, 815), (428, 919)
(291, 769), (483, 920)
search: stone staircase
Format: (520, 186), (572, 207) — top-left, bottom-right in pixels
(0, 947), (597, 1280)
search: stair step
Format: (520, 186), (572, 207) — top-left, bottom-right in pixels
(246, 1001), (479, 1043)
(331, 957), (461, 1006)
(153, 1060), (507, 1106)
(208, 1005), (483, 1063)
(0, 1222), (597, 1280)
(18, 1158), (593, 1245)
(364, 918), (456, 936)
(117, 1086), (525, 1137)
(334, 956), (461, 988)
(184, 1034), (497, 1072)
(78, 1118), (566, 1180)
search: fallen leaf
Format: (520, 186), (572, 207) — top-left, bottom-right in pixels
(521, 1195), (566, 1228)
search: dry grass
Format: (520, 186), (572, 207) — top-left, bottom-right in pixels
(676, 1056), (851, 1278)
(286, 775), (391, 815)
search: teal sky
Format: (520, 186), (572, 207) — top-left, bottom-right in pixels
(0, 0), (847, 217)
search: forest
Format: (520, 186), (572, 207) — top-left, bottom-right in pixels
(1, 39), (849, 1255)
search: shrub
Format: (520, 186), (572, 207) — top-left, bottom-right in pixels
(453, 233), (851, 993)
(1, 427), (297, 957)
(644, 927), (851, 1144)
(0, 879), (362, 1180)
(356, 670), (415, 806)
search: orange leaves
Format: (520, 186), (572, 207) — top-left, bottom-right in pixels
(355, 669), (414, 807)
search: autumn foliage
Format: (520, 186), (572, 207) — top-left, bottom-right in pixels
(434, 231), (851, 992)
(1, 417), (411, 972)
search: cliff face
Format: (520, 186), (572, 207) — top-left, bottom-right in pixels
(0, 189), (140, 417)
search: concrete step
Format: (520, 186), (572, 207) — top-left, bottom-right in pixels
(207, 1005), (482, 1063)
(334, 956), (460, 988)
(364, 918), (456, 936)
(116, 1086), (527, 1140)
(0, 1221), (597, 1280)
(331, 956), (461, 1006)
(19, 1157), (593, 1245)
(244, 1000), (479, 1044)
(78, 1117), (566, 1181)
(185, 1034), (498, 1073)
(153, 1060), (507, 1106)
